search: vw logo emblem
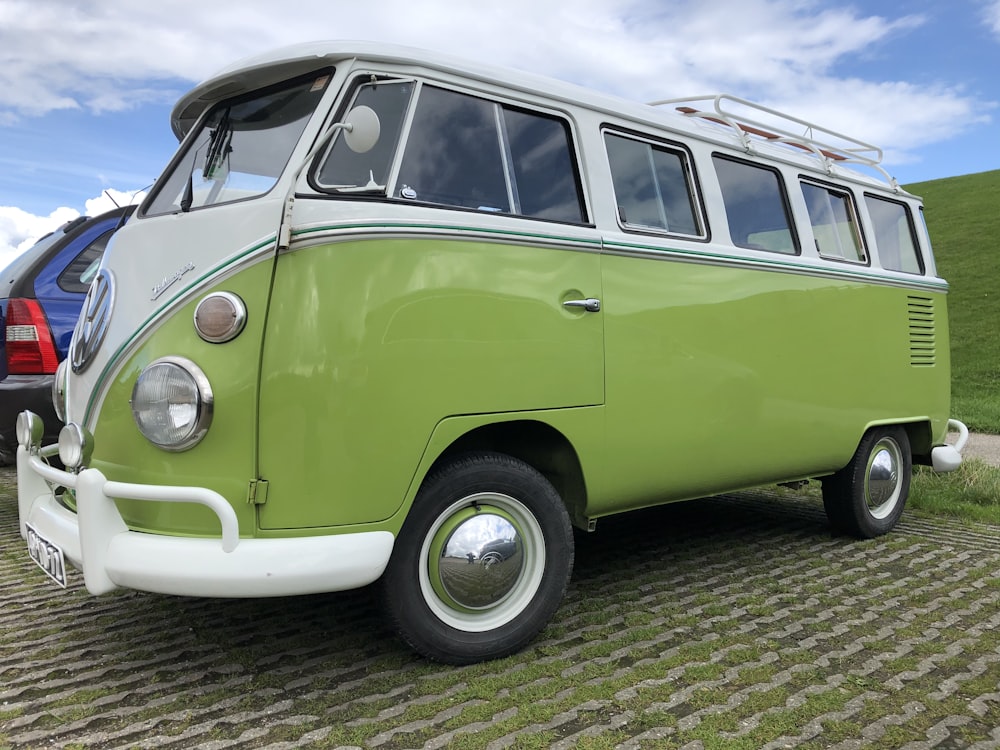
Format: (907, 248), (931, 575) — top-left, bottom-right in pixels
(70, 269), (115, 373)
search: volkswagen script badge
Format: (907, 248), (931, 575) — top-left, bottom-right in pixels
(70, 269), (115, 373)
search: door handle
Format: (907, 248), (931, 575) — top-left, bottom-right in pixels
(563, 298), (601, 312)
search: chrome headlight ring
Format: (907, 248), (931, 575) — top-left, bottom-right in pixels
(52, 359), (69, 423)
(130, 356), (214, 451)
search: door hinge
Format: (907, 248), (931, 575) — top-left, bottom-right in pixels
(247, 479), (269, 506)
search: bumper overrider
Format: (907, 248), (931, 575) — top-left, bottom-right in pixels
(15, 411), (394, 598)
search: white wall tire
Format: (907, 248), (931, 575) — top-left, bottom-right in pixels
(822, 426), (912, 538)
(382, 452), (574, 664)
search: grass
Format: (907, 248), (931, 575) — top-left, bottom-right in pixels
(906, 169), (1000, 432)
(908, 457), (1000, 525)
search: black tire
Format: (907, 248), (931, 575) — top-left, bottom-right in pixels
(382, 452), (574, 664)
(822, 426), (912, 538)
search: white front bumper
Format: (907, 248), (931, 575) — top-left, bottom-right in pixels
(16, 445), (394, 598)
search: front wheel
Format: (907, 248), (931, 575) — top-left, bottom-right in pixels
(822, 426), (912, 538)
(382, 452), (574, 664)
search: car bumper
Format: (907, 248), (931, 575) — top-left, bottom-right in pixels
(16, 441), (394, 598)
(930, 418), (969, 472)
(0, 374), (57, 462)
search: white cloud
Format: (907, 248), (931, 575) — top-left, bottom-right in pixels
(0, 0), (994, 242)
(0, 0), (987, 153)
(0, 205), (80, 271)
(0, 189), (146, 269)
(985, 0), (1000, 36)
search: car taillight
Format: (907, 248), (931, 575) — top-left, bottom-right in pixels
(6, 299), (60, 374)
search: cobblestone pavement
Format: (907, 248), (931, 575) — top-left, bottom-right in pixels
(2, 477), (998, 749)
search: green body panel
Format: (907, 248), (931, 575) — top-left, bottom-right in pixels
(588, 250), (951, 516)
(256, 235), (604, 529)
(85, 229), (952, 538)
(87, 261), (275, 537)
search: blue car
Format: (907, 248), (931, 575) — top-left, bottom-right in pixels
(0, 206), (133, 463)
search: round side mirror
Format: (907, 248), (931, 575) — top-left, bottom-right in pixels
(342, 105), (381, 154)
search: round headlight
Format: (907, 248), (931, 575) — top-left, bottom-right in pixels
(52, 359), (69, 423)
(130, 357), (213, 451)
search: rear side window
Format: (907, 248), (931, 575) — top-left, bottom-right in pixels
(865, 195), (924, 274)
(58, 229), (113, 293)
(713, 155), (797, 254)
(395, 85), (586, 223)
(605, 132), (702, 236)
(801, 181), (866, 263)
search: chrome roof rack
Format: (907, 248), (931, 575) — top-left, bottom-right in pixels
(649, 94), (898, 190)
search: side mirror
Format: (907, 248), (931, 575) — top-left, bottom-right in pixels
(338, 105), (381, 154)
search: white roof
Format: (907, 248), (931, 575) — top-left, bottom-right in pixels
(170, 40), (900, 192)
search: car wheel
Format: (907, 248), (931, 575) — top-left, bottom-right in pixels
(382, 452), (574, 664)
(822, 426), (912, 538)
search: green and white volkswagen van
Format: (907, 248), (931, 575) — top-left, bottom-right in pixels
(16, 41), (967, 663)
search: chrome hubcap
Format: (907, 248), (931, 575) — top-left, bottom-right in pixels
(419, 492), (545, 632)
(865, 438), (902, 518)
(438, 512), (524, 609)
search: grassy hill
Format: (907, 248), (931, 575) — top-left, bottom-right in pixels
(907, 169), (1000, 433)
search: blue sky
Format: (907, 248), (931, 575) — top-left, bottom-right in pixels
(1, 0), (998, 261)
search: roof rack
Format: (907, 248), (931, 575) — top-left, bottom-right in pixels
(649, 94), (898, 190)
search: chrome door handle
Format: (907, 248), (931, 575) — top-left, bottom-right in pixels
(563, 298), (601, 312)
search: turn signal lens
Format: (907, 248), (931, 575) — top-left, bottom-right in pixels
(193, 292), (246, 343)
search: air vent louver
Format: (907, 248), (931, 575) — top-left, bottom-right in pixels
(907, 296), (936, 367)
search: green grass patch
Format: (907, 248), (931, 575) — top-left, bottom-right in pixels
(908, 169), (1000, 432)
(909, 458), (1000, 525)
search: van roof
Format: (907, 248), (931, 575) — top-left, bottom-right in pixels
(171, 40), (904, 194)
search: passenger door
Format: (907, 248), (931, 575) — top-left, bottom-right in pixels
(256, 79), (604, 530)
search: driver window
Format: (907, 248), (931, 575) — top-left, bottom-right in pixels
(315, 79), (414, 190)
(395, 86), (510, 211)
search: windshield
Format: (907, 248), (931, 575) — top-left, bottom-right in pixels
(144, 71), (332, 216)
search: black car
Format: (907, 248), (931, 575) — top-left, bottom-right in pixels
(0, 206), (133, 463)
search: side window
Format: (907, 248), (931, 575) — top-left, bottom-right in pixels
(396, 85), (586, 222)
(315, 79), (414, 191)
(503, 108), (585, 222)
(713, 155), (797, 254)
(57, 229), (113, 293)
(396, 86), (510, 211)
(801, 182), (866, 263)
(605, 132), (701, 236)
(865, 195), (924, 274)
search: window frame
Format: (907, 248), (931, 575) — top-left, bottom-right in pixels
(57, 228), (115, 294)
(863, 193), (926, 276)
(142, 68), (334, 218)
(602, 127), (708, 241)
(712, 153), (800, 256)
(799, 177), (869, 266)
(311, 76), (591, 226)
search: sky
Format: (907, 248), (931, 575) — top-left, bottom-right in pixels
(1, 0), (999, 266)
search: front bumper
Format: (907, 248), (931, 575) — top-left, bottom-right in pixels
(16, 438), (394, 598)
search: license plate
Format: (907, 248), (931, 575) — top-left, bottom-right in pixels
(26, 524), (67, 587)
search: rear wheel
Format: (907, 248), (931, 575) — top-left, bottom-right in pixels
(382, 452), (574, 664)
(822, 426), (911, 538)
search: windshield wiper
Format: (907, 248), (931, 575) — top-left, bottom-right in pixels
(180, 171), (194, 212)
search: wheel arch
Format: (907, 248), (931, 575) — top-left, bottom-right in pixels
(860, 418), (933, 467)
(421, 419), (589, 530)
